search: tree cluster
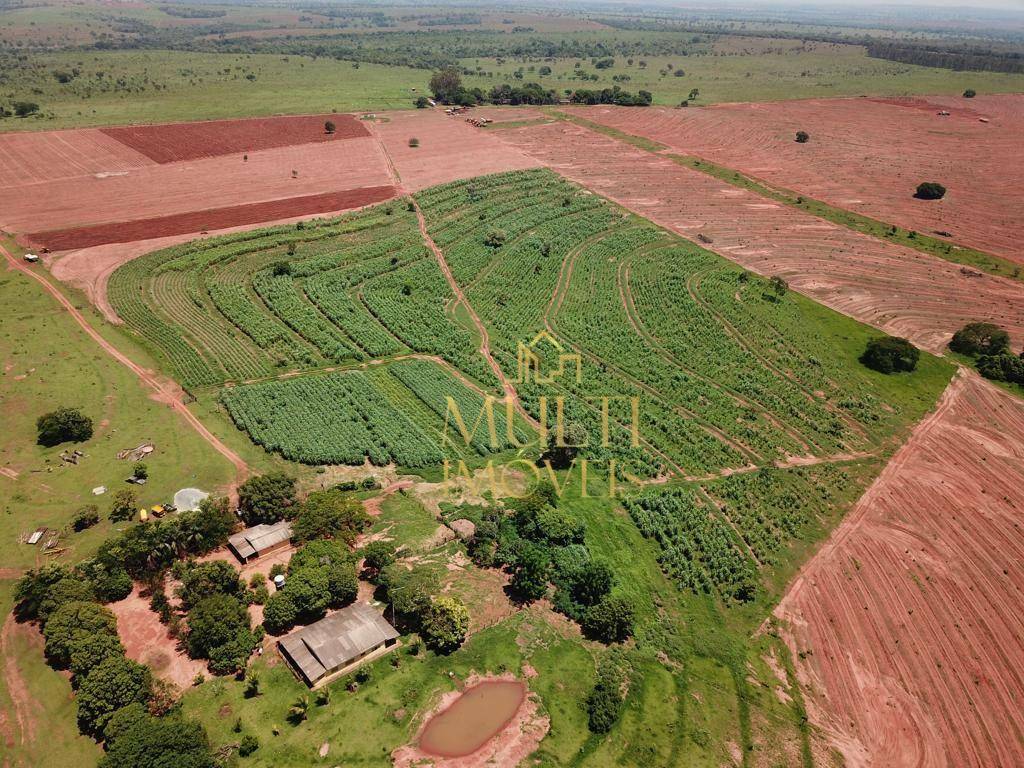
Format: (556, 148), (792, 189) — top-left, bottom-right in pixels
(951, 322), (1024, 385)
(262, 539), (358, 634)
(860, 336), (920, 374)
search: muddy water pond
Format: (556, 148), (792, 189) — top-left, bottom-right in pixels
(418, 680), (527, 757)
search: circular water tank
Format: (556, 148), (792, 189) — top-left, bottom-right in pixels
(273, 574), (286, 589)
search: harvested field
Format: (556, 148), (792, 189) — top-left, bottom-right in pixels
(100, 113), (368, 163)
(495, 119), (1024, 353)
(0, 127), (155, 186)
(1, 136), (392, 234)
(25, 185), (396, 250)
(575, 95), (1024, 263)
(776, 370), (1024, 768)
(371, 110), (540, 191)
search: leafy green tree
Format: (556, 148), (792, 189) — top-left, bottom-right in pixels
(541, 422), (588, 469)
(38, 577), (96, 624)
(361, 540), (397, 575)
(379, 563), (437, 619)
(769, 276), (788, 297)
(109, 488), (138, 523)
(176, 561), (243, 610)
(36, 407), (93, 446)
(14, 564), (70, 621)
(43, 601), (118, 667)
(860, 336), (920, 374)
(100, 712), (215, 768)
(291, 489), (369, 544)
(914, 182), (946, 200)
(795, 130), (810, 143)
(510, 543), (550, 602)
(429, 66), (463, 103)
(283, 567), (331, 619)
(13, 101), (40, 117)
(72, 505), (100, 532)
(238, 734), (259, 756)
(586, 657), (627, 733)
(186, 593), (250, 660)
(78, 559), (132, 603)
(963, 88), (976, 98)
(132, 462), (148, 480)
(238, 472), (297, 525)
(949, 322), (1011, 357)
(535, 506), (586, 545)
(977, 353), (1024, 384)
(570, 561), (614, 607)
(421, 596), (469, 653)
(68, 632), (125, 683)
(261, 591), (299, 635)
(581, 595), (635, 644)
(324, 120), (336, 134)
(77, 656), (152, 736)
(324, 562), (358, 608)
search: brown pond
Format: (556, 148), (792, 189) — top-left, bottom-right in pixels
(418, 680), (527, 757)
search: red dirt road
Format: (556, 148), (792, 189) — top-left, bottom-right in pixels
(495, 119), (1024, 353)
(575, 96), (1024, 263)
(776, 370), (1024, 768)
(101, 113), (368, 163)
(0, 243), (248, 499)
(26, 185), (396, 250)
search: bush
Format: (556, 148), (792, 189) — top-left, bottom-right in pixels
(421, 596), (469, 653)
(13, 101), (40, 117)
(860, 336), (920, 374)
(977, 353), (1024, 384)
(483, 229), (507, 248)
(324, 120), (336, 134)
(239, 734), (259, 757)
(76, 656), (152, 737)
(36, 407), (93, 446)
(963, 89), (976, 98)
(914, 182), (946, 200)
(72, 505), (100, 532)
(949, 322), (1010, 357)
(581, 595), (635, 644)
(414, 96), (429, 108)
(238, 472), (296, 525)
(795, 130), (809, 143)
(408, 137), (420, 148)
(586, 658), (627, 733)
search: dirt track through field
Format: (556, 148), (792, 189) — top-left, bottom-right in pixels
(0, 244), (249, 499)
(495, 119), (1024, 353)
(776, 370), (1024, 767)
(576, 96), (1024, 263)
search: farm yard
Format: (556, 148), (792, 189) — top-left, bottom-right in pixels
(492, 117), (1024, 353)
(3, 3), (1024, 765)
(575, 95), (1024, 264)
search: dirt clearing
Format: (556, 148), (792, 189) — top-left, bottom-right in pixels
(776, 370), (1024, 767)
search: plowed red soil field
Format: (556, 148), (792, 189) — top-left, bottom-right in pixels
(371, 110), (541, 191)
(25, 185), (396, 250)
(575, 95), (1024, 263)
(776, 370), (1024, 768)
(100, 112), (368, 163)
(495, 119), (1024, 353)
(0, 127), (155, 185)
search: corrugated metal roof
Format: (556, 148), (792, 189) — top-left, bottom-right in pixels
(279, 603), (399, 683)
(228, 520), (292, 559)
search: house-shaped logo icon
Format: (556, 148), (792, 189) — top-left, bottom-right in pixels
(516, 330), (582, 384)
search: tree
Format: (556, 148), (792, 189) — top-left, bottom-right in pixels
(262, 591), (299, 635)
(535, 505), (585, 545)
(238, 472), (296, 525)
(291, 489), (369, 544)
(586, 658), (627, 733)
(361, 540), (396, 575)
(283, 567), (331, 619)
(79, 559), (133, 602)
(13, 101), (40, 117)
(977, 353), (1024, 384)
(570, 561), (614, 607)
(36, 407), (92, 446)
(429, 66), (463, 103)
(795, 130), (810, 143)
(483, 228), (507, 247)
(963, 88), (976, 98)
(177, 561), (243, 610)
(14, 564), (70, 621)
(239, 734), (259, 757)
(510, 543), (550, 602)
(914, 182), (946, 200)
(38, 577), (95, 624)
(379, 563), (437, 621)
(324, 120), (336, 134)
(186, 593), (250, 660)
(43, 601), (118, 667)
(408, 137), (420, 148)
(421, 596), (469, 653)
(949, 322), (1010, 357)
(541, 422), (588, 469)
(77, 655), (152, 736)
(581, 595), (634, 643)
(414, 96), (429, 108)
(72, 504), (100, 532)
(860, 336), (920, 374)
(324, 562), (358, 607)
(132, 462), (148, 480)
(288, 538), (350, 572)
(769, 275), (788, 297)
(109, 488), (137, 522)
(68, 632), (125, 683)
(100, 713), (215, 768)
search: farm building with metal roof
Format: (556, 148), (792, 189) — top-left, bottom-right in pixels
(227, 520), (292, 563)
(278, 603), (400, 687)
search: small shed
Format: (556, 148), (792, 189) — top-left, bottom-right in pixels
(228, 520), (292, 563)
(278, 603), (399, 687)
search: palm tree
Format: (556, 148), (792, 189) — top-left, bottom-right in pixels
(289, 695), (309, 723)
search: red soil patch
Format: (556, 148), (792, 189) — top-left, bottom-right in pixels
(0, 127), (155, 186)
(575, 95), (1024, 263)
(25, 185), (396, 250)
(494, 119), (1024, 353)
(392, 672), (549, 768)
(100, 113), (368, 163)
(108, 585), (206, 692)
(371, 110), (541, 192)
(776, 370), (1024, 767)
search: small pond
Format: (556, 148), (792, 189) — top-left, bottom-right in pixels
(418, 680), (526, 757)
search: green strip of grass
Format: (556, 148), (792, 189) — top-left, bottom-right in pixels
(669, 154), (1022, 283)
(547, 109), (669, 152)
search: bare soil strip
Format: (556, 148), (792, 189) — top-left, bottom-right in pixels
(776, 370), (1024, 768)
(25, 186), (396, 251)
